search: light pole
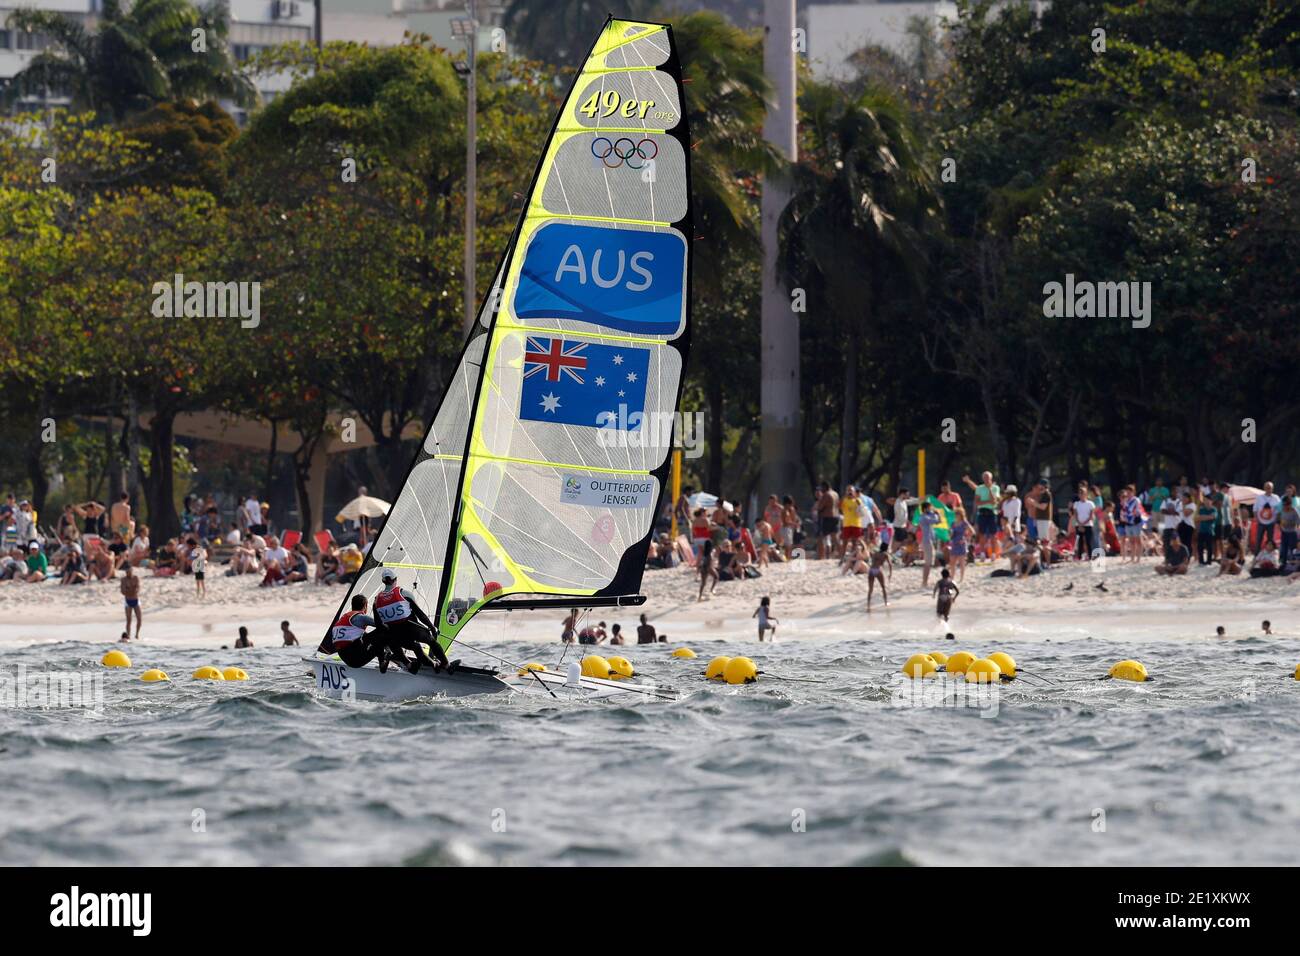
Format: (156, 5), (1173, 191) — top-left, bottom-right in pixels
(450, 3), (479, 334)
(760, 0), (801, 502)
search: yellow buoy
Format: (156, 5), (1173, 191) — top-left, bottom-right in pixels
(945, 651), (977, 675)
(901, 653), (938, 679)
(517, 662), (546, 676)
(102, 649), (131, 668)
(671, 647), (697, 659)
(988, 652), (1017, 680)
(141, 669), (169, 683)
(222, 667), (248, 681)
(192, 666), (225, 681)
(1108, 660), (1149, 682)
(929, 651), (949, 667)
(705, 656), (732, 680)
(1294, 663), (1300, 681)
(965, 658), (1002, 684)
(580, 655), (612, 679)
(607, 656), (635, 679)
(723, 656), (758, 685)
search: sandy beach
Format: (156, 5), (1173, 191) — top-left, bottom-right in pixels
(5, 556), (1298, 650)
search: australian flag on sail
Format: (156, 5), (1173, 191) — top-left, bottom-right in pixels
(519, 336), (650, 431)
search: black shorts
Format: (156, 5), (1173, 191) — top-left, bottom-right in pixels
(976, 511), (999, 535)
(819, 516), (840, 536)
(194, 571), (205, 581)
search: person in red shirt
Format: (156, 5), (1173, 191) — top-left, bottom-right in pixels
(937, 480), (963, 515)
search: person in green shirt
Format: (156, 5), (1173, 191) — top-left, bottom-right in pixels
(1145, 478), (1171, 514)
(1194, 494), (1218, 565)
(962, 471), (1001, 558)
(23, 542), (47, 582)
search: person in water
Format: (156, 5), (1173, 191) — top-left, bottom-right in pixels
(753, 596), (778, 641)
(235, 626), (253, 648)
(933, 569), (959, 622)
(280, 620), (298, 646)
(371, 568), (448, 673)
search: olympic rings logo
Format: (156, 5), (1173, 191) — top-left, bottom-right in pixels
(590, 136), (658, 170)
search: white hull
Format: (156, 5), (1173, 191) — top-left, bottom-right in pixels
(307, 657), (677, 703)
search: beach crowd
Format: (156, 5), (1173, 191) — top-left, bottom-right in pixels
(653, 474), (1300, 593)
(0, 488), (372, 592)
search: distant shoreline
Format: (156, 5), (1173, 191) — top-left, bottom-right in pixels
(3, 557), (1296, 649)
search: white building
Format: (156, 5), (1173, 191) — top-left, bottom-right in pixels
(1, 0), (508, 121)
(805, 1), (959, 81)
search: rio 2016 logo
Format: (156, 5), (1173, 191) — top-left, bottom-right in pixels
(591, 136), (658, 169)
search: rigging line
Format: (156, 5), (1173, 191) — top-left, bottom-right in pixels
(462, 534), (492, 576)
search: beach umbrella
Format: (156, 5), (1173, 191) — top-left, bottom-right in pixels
(1226, 485), (1265, 504)
(687, 492), (719, 510)
(335, 494), (391, 523)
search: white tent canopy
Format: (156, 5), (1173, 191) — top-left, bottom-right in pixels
(1226, 485), (1266, 505)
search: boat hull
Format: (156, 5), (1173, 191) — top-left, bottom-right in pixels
(307, 657), (677, 703)
(309, 657), (512, 701)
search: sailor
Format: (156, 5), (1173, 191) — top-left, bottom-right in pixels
(319, 594), (417, 674)
(372, 568), (449, 673)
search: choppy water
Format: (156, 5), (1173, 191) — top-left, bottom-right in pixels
(2, 635), (1299, 866)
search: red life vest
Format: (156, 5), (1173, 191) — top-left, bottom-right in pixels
(331, 610), (366, 647)
(373, 585), (413, 624)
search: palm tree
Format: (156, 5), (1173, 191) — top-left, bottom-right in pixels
(780, 81), (941, 489)
(3, 0), (254, 122)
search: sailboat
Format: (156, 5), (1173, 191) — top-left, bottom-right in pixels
(309, 16), (691, 702)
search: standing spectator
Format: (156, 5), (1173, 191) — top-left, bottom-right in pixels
(1069, 485), (1096, 559)
(840, 485), (864, 553)
(1278, 497), (1300, 567)
(1119, 485), (1145, 563)
(1024, 479), (1053, 542)
(1144, 476), (1171, 513)
(962, 472), (1001, 559)
(121, 563), (142, 637)
(1158, 493), (1181, 549)
(14, 499), (37, 547)
(109, 492), (134, 541)
(814, 482), (840, 559)
(780, 495), (800, 558)
(1177, 491), (1196, 553)
(1000, 484), (1022, 536)
(762, 494), (783, 547)
(1213, 482), (1234, 559)
(1254, 482), (1282, 553)
(243, 491), (264, 537)
(937, 480), (962, 516)
(674, 485), (693, 536)
(916, 500), (942, 587)
(192, 539), (208, 598)
(1194, 492), (1218, 566)
(948, 507), (974, 582)
(889, 487), (917, 554)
